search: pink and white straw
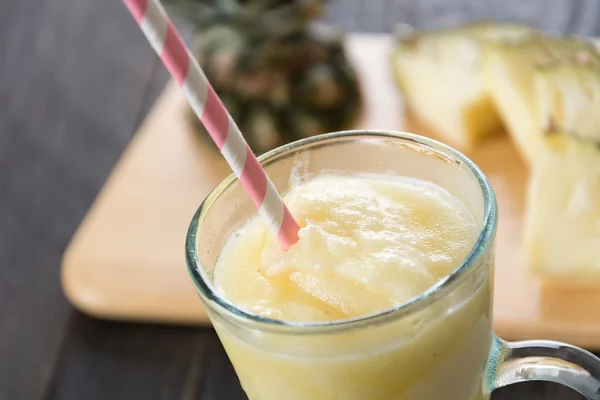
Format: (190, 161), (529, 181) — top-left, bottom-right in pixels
(123, 0), (300, 249)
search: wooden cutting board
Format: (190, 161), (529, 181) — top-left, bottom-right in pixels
(61, 34), (600, 348)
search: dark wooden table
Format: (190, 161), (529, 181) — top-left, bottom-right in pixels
(2, 1), (600, 399)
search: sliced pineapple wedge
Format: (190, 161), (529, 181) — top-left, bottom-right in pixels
(392, 22), (536, 149)
(485, 37), (599, 164)
(525, 60), (600, 281)
(525, 135), (600, 282)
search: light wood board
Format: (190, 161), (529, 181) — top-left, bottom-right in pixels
(62, 34), (600, 347)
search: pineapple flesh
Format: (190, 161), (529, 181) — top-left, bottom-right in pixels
(392, 22), (535, 149)
(526, 136), (600, 282)
(485, 37), (599, 164)
(536, 61), (600, 140)
(525, 61), (600, 282)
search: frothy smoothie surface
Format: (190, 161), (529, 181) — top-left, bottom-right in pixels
(213, 174), (479, 322)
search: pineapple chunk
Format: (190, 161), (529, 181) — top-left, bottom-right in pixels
(485, 37), (598, 163)
(392, 22), (535, 149)
(525, 61), (600, 281)
(536, 62), (600, 141)
(525, 136), (600, 282)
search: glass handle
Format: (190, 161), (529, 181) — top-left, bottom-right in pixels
(485, 336), (600, 399)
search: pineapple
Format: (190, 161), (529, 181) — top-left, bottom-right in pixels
(525, 136), (600, 282)
(525, 62), (600, 282)
(391, 21), (536, 149)
(485, 36), (599, 164)
(165, 0), (362, 154)
(393, 20), (600, 282)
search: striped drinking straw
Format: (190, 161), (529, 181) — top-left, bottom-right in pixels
(123, 0), (300, 249)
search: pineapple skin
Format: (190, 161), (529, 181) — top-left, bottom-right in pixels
(525, 135), (600, 282)
(392, 22), (535, 149)
(173, 1), (363, 155)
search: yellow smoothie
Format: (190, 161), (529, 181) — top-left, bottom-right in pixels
(211, 174), (493, 400)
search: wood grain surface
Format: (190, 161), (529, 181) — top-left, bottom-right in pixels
(2, 0), (599, 399)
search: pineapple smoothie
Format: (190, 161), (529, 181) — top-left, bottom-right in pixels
(212, 174), (493, 400)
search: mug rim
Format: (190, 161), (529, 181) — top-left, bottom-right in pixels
(185, 130), (498, 334)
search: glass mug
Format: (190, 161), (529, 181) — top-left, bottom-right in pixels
(185, 131), (600, 400)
